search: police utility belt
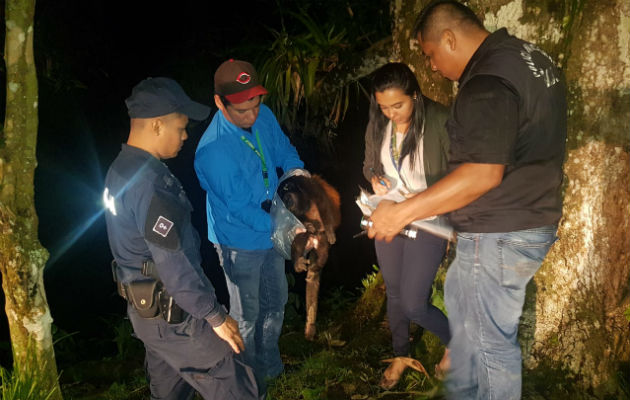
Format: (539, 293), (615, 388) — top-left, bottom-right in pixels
(112, 260), (187, 324)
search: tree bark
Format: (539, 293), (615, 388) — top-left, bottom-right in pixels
(0, 0), (62, 398)
(392, 0), (629, 393)
(525, 0), (630, 392)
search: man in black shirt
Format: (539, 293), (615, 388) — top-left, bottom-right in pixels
(367, 1), (566, 399)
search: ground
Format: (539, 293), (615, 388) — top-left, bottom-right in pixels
(46, 266), (629, 400)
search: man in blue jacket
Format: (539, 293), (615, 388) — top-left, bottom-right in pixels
(104, 77), (258, 399)
(194, 59), (304, 392)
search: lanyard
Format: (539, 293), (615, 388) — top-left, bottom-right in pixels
(240, 129), (269, 189)
(388, 122), (413, 193)
(389, 122), (402, 173)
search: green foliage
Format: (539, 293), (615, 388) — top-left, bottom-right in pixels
(283, 272), (305, 329)
(269, 348), (379, 399)
(0, 367), (57, 400)
(285, 272), (303, 311)
(255, 0), (390, 147)
(103, 382), (128, 399)
(361, 264), (381, 291)
(300, 386), (325, 400)
(259, 10), (362, 144)
(320, 285), (356, 317)
(429, 265), (447, 316)
(0, 347), (59, 400)
(342, 265), (386, 333)
(110, 318), (137, 360)
(51, 325), (80, 363)
(100, 379), (148, 400)
(42, 264), (628, 399)
(268, 266), (445, 400)
(429, 286), (445, 317)
(624, 304), (630, 322)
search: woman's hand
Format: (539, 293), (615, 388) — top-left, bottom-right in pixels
(371, 176), (391, 195)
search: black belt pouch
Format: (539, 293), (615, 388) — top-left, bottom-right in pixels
(127, 279), (161, 318)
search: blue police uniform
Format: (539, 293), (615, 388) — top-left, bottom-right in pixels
(104, 143), (258, 400)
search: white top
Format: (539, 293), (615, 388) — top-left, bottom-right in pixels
(379, 120), (428, 195)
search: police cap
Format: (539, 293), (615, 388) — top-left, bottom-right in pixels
(126, 77), (210, 120)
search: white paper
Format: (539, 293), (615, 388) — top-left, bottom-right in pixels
(355, 188), (455, 241)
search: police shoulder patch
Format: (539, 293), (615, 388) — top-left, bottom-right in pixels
(145, 190), (185, 250)
(152, 216), (174, 237)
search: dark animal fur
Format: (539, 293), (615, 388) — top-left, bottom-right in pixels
(277, 175), (340, 340)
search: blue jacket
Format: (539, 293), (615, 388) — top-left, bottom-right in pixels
(103, 144), (226, 327)
(195, 104), (303, 250)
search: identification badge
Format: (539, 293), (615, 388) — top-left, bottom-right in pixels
(153, 216), (174, 237)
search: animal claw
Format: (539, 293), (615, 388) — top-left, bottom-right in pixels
(326, 231), (336, 245)
(294, 259), (308, 273)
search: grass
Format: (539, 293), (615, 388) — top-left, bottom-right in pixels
(268, 267), (447, 400)
(0, 366), (59, 400)
(0, 342), (60, 400)
(24, 263), (627, 399)
(53, 316), (148, 400)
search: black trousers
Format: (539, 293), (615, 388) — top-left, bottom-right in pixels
(375, 231), (450, 356)
(128, 306), (259, 399)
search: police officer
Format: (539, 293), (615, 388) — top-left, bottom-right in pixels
(103, 77), (258, 399)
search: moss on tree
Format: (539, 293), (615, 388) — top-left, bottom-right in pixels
(0, 0), (62, 398)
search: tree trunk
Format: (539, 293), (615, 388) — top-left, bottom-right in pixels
(0, 0), (63, 398)
(392, 0), (629, 393)
(525, 0), (630, 393)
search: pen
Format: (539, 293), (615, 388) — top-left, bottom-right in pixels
(352, 231), (368, 239)
(370, 168), (387, 187)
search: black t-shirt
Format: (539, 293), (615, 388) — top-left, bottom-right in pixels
(448, 75), (518, 166)
(446, 30), (566, 233)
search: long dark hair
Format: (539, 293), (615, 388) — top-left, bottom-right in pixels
(366, 62), (425, 168)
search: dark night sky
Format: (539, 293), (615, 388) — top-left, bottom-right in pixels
(0, 0), (385, 351)
(31, 0), (288, 335)
(33, 0), (284, 258)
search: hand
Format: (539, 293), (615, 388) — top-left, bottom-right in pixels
(367, 200), (408, 242)
(371, 176), (390, 196)
(212, 315), (245, 354)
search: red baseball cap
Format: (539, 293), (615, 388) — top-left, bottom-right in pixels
(214, 59), (268, 104)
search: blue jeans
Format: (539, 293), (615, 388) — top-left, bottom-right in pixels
(216, 245), (288, 389)
(444, 226), (557, 400)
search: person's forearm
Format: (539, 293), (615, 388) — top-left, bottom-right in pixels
(367, 163), (505, 241)
(399, 163), (505, 222)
